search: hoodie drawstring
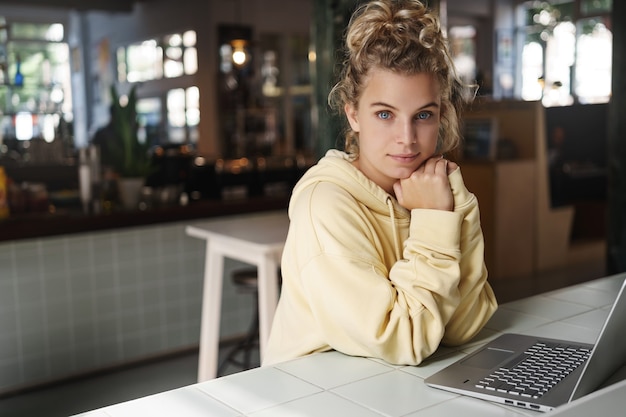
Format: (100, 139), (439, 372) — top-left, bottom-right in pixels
(386, 197), (403, 260)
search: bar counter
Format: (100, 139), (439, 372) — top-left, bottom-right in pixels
(0, 197), (288, 395)
(0, 195), (289, 242)
(75, 273), (626, 417)
(1, 151), (309, 243)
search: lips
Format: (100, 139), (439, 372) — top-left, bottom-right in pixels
(389, 153), (418, 163)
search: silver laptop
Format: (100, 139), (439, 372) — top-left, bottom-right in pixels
(425, 276), (626, 412)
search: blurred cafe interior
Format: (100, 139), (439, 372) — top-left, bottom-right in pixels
(0, 0), (624, 414)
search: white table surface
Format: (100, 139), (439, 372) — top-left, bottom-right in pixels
(76, 273), (626, 417)
(185, 210), (289, 381)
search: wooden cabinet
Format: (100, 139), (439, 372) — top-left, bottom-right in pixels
(463, 160), (535, 280)
(459, 100), (605, 280)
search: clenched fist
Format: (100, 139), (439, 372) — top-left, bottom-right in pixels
(393, 156), (458, 211)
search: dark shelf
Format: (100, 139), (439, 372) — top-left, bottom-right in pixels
(0, 195), (289, 242)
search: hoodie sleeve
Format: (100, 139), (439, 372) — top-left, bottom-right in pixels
(287, 169), (496, 366)
(405, 167), (498, 347)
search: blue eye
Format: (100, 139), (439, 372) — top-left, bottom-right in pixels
(416, 111), (431, 120)
(377, 111), (391, 120)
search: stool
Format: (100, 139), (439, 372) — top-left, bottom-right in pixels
(217, 267), (280, 376)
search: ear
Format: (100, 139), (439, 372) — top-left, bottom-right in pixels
(344, 103), (360, 133)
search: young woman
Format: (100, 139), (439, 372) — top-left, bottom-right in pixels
(263, 0), (497, 366)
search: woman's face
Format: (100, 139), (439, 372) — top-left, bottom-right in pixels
(345, 69), (441, 193)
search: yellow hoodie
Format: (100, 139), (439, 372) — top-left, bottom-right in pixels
(263, 149), (497, 366)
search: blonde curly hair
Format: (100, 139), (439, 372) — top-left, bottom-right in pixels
(328, 0), (474, 157)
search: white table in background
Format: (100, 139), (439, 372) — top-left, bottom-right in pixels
(76, 273), (626, 416)
(185, 210), (289, 381)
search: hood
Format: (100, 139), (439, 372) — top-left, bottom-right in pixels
(291, 149), (409, 219)
(291, 150), (409, 260)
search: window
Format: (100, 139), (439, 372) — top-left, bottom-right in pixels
(580, 0), (612, 14)
(115, 30), (198, 145)
(10, 22), (64, 42)
(163, 34), (184, 78)
(575, 16), (612, 103)
(123, 39), (163, 83)
(117, 30), (197, 83)
(185, 86), (200, 143)
(449, 25), (477, 85)
(182, 31), (198, 75)
(518, 0), (612, 106)
(0, 19), (71, 146)
(136, 97), (161, 145)
(167, 88), (186, 143)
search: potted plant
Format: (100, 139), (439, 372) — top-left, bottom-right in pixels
(104, 84), (154, 210)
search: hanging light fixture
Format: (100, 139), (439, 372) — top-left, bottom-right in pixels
(231, 38), (248, 66)
(218, 0), (252, 70)
(218, 24), (252, 71)
(231, 0), (248, 67)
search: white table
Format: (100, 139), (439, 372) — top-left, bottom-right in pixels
(185, 210), (289, 381)
(76, 273), (626, 417)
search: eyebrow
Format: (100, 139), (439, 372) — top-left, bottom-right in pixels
(370, 101), (440, 110)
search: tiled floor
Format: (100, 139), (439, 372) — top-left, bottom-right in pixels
(0, 258), (606, 417)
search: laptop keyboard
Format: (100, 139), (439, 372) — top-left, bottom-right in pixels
(475, 341), (591, 399)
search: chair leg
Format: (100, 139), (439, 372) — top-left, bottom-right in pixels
(241, 306), (259, 369)
(217, 294), (260, 376)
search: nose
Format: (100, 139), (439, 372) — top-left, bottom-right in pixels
(396, 119), (416, 144)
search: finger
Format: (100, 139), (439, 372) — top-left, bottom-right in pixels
(424, 156), (447, 174)
(422, 156), (441, 173)
(446, 161), (458, 174)
(435, 158), (449, 175)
